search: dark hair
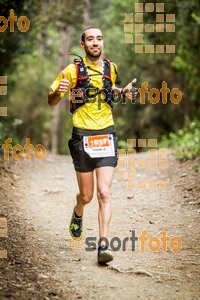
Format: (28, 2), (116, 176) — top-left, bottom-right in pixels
(81, 27), (102, 42)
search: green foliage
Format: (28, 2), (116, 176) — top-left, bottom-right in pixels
(0, 117), (23, 145)
(1, 0), (199, 154)
(172, 0), (200, 106)
(93, 0), (200, 147)
(0, 0), (38, 74)
(7, 50), (57, 147)
(159, 120), (200, 160)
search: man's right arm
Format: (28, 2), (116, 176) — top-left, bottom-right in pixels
(48, 71), (71, 106)
(48, 89), (62, 106)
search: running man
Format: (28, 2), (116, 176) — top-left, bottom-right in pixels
(48, 27), (138, 264)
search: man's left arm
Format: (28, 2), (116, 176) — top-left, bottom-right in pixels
(121, 78), (138, 101)
(111, 63), (138, 101)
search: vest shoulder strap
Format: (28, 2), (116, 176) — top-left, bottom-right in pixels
(102, 58), (111, 79)
(74, 58), (112, 79)
(73, 59), (89, 87)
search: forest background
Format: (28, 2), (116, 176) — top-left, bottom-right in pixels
(0, 0), (199, 159)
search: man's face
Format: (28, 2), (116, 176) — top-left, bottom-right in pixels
(81, 28), (103, 59)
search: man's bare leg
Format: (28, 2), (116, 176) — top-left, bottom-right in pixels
(75, 171), (94, 216)
(69, 171), (94, 240)
(95, 166), (115, 245)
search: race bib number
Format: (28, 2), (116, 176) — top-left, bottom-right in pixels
(83, 134), (115, 158)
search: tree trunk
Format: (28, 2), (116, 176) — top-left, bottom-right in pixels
(39, 1), (49, 56)
(83, 0), (91, 28)
(51, 0), (90, 154)
(51, 24), (73, 154)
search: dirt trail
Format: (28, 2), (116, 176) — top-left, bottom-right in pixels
(0, 152), (199, 300)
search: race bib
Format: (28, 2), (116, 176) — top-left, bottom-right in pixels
(83, 134), (115, 158)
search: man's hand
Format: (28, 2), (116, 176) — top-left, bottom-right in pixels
(48, 71), (70, 106)
(123, 78), (138, 102)
(57, 71), (71, 93)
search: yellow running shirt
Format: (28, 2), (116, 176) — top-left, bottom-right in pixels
(50, 58), (117, 130)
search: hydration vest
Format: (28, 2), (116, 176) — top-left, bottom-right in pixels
(70, 58), (116, 114)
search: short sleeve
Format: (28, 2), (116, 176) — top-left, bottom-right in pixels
(50, 63), (77, 98)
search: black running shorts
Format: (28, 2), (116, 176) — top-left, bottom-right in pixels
(68, 126), (118, 172)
